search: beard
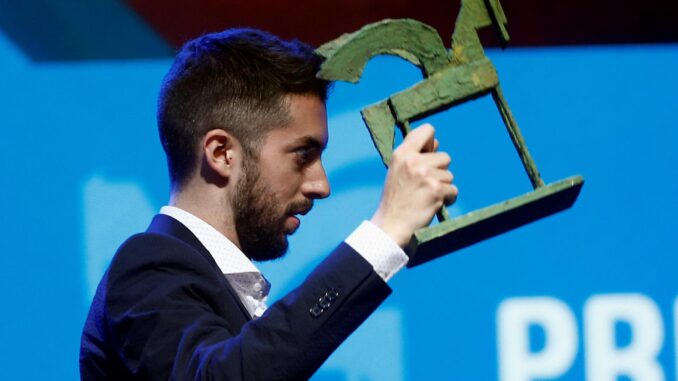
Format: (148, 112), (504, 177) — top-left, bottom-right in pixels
(231, 159), (312, 262)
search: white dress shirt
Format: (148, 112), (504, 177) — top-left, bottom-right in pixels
(160, 206), (408, 319)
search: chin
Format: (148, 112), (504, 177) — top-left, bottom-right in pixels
(250, 237), (289, 262)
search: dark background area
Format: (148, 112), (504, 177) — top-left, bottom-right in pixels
(0, 0), (676, 61)
(128, 0), (678, 47)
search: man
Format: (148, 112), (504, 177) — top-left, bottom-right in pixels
(80, 28), (457, 380)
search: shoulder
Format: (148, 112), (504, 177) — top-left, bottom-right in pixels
(108, 232), (217, 279)
(103, 232), (225, 310)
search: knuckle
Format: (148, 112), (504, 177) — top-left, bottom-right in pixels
(391, 150), (403, 164)
(404, 155), (419, 171)
(428, 180), (442, 194)
(414, 165), (429, 178)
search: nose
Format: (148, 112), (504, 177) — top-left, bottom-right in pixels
(302, 160), (331, 200)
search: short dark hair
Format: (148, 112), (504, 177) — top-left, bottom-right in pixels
(157, 28), (331, 187)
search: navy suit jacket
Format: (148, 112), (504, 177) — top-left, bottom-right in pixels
(80, 214), (391, 380)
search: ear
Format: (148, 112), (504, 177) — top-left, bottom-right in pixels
(202, 129), (240, 179)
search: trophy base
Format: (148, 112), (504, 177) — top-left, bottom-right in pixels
(406, 175), (584, 268)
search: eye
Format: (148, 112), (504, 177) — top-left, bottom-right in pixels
(294, 147), (316, 167)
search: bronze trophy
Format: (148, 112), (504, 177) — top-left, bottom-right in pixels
(316, 0), (584, 267)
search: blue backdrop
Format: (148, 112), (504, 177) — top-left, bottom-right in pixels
(1, 27), (676, 380)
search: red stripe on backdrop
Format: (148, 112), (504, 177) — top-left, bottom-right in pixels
(125, 0), (678, 48)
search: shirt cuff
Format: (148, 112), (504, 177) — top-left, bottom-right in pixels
(345, 220), (409, 282)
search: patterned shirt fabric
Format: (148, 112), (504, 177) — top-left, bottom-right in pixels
(160, 205), (408, 318)
(160, 206), (270, 318)
(344, 220), (409, 282)
(223, 271), (271, 318)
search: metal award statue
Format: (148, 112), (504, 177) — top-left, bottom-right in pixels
(316, 0), (584, 267)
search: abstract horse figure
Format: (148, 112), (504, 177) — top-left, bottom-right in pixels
(316, 0), (584, 267)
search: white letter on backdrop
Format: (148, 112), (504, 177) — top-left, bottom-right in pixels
(584, 293), (664, 381)
(497, 297), (578, 381)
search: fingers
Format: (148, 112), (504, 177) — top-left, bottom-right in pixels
(372, 121), (458, 247)
(428, 172), (457, 204)
(442, 183), (459, 205)
(429, 168), (454, 184)
(420, 151), (451, 169)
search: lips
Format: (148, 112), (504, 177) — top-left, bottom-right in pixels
(284, 200), (312, 234)
(286, 215), (301, 234)
(294, 208), (310, 216)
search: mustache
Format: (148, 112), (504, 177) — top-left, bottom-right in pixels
(286, 199), (313, 216)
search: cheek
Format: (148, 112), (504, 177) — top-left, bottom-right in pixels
(260, 162), (302, 199)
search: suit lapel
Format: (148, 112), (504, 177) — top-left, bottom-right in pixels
(147, 214), (253, 325)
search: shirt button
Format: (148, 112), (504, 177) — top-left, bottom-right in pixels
(253, 282), (262, 292)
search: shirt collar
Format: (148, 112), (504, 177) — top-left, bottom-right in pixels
(159, 205), (260, 275)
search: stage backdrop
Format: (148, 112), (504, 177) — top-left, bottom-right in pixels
(1, 28), (676, 381)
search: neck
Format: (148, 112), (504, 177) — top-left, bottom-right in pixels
(169, 182), (241, 249)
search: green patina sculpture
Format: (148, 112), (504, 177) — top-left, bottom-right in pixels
(316, 0), (584, 267)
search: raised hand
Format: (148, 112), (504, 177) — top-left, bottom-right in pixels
(370, 124), (458, 249)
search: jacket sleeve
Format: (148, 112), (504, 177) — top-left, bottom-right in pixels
(103, 233), (391, 381)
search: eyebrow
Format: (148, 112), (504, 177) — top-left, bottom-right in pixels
(295, 135), (327, 151)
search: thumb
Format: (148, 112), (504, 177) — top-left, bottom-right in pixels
(400, 123), (435, 153)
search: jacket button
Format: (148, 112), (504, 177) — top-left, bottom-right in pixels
(327, 288), (339, 301)
(319, 295), (331, 309)
(310, 305), (323, 318)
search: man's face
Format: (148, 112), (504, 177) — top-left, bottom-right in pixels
(232, 94), (330, 261)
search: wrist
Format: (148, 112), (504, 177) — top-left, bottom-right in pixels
(369, 213), (412, 249)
